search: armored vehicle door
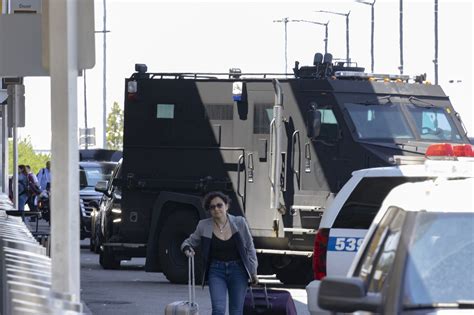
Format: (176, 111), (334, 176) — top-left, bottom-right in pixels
(194, 81), (247, 214)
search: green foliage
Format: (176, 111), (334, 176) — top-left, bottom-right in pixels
(9, 137), (50, 175)
(106, 101), (124, 150)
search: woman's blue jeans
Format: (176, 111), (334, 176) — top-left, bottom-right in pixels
(208, 259), (248, 315)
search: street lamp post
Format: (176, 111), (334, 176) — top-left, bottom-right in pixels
(355, 0), (376, 73)
(315, 10), (351, 63)
(289, 19), (330, 54)
(273, 17), (289, 74)
(434, 0), (438, 84)
(399, 0), (404, 74)
(94, 1), (110, 148)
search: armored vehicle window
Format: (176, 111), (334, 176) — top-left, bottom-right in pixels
(205, 104), (233, 120)
(345, 103), (413, 140)
(254, 104), (273, 134)
(318, 108), (339, 140)
(333, 177), (428, 229)
(405, 105), (462, 142)
(156, 104), (175, 119)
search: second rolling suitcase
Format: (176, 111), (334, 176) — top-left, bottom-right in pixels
(243, 285), (297, 315)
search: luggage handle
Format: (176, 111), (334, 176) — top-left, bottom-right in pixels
(188, 255), (196, 306)
(249, 284), (271, 310)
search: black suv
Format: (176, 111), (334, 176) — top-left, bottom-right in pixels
(91, 159), (124, 268)
(79, 161), (117, 240)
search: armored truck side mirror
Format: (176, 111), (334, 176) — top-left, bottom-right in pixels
(307, 106), (322, 140)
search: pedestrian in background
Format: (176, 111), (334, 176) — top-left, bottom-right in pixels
(181, 191), (258, 315)
(17, 165), (29, 211)
(26, 165), (41, 211)
(37, 161), (51, 192)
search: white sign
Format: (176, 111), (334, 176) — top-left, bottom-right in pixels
(10, 0), (41, 14)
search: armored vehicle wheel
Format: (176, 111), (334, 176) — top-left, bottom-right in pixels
(276, 257), (313, 285)
(100, 247), (121, 269)
(158, 210), (202, 284)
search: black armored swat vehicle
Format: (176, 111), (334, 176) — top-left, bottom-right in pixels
(97, 53), (470, 284)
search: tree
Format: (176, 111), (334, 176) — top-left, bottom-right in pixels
(9, 137), (51, 175)
(106, 101), (124, 150)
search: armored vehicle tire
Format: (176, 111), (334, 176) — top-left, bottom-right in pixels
(158, 210), (202, 284)
(99, 247), (121, 269)
(276, 257), (313, 285)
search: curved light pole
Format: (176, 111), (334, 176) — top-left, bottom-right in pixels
(273, 17), (289, 74)
(289, 19), (330, 54)
(315, 10), (351, 63)
(355, 0), (376, 73)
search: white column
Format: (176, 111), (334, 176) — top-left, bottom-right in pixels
(1, 106), (8, 194)
(48, 0), (80, 302)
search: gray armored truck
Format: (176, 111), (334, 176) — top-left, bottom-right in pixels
(98, 53), (470, 284)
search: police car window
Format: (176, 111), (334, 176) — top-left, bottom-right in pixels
(156, 104), (175, 119)
(333, 177), (428, 229)
(356, 210), (394, 281)
(356, 207), (403, 286)
(345, 103), (414, 140)
(367, 208), (406, 293)
(254, 104), (273, 134)
(405, 105), (462, 142)
(317, 108), (339, 140)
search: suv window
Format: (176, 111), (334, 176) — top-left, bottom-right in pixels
(107, 162), (122, 194)
(80, 163), (116, 188)
(333, 177), (428, 229)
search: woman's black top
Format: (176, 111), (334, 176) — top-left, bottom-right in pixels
(210, 233), (240, 261)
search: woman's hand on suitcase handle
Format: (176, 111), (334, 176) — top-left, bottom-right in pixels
(183, 246), (195, 257)
(250, 274), (259, 285)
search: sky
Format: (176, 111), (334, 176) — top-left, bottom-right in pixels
(19, 0), (473, 150)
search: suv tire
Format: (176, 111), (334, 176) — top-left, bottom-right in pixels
(100, 247), (121, 269)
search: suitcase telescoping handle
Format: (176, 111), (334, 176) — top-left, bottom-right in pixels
(188, 255), (196, 306)
(248, 284), (270, 309)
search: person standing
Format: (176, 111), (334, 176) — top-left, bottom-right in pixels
(181, 191), (258, 315)
(26, 165), (41, 211)
(37, 161), (51, 192)
(17, 165), (29, 211)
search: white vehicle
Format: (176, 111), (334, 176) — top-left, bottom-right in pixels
(307, 143), (474, 315)
(318, 175), (474, 314)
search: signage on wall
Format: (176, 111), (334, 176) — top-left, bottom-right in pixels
(10, 0), (41, 14)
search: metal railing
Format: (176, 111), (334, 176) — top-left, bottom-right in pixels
(0, 194), (83, 314)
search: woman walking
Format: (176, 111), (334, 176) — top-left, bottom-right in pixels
(181, 191), (258, 315)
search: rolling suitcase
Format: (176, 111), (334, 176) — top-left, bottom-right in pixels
(164, 255), (199, 315)
(243, 285), (297, 315)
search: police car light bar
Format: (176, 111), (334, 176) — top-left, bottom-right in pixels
(335, 71), (413, 82)
(426, 143), (474, 158)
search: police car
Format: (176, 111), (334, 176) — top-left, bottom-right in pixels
(307, 143), (474, 315)
(318, 175), (474, 313)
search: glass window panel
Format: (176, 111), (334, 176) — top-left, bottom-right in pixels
(156, 104), (175, 119)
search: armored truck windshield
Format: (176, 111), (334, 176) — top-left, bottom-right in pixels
(345, 102), (463, 142)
